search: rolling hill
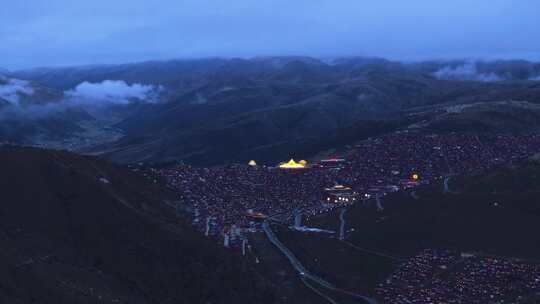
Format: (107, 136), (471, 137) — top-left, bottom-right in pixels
(273, 156), (540, 301)
(6, 57), (540, 165)
(98, 73), (540, 165)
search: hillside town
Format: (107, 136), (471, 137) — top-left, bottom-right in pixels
(156, 131), (540, 242)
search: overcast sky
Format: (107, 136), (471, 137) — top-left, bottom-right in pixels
(1, 0), (539, 69)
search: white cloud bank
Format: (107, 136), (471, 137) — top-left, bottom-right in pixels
(0, 77), (34, 105)
(66, 80), (161, 104)
(433, 63), (502, 82)
(529, 75), (540, 81)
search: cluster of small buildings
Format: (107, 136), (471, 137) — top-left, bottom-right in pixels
(376, 249), (540, 303)
(154, 131), (540, 247)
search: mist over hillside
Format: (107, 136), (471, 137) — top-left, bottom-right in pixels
(0, 71), (165, 150)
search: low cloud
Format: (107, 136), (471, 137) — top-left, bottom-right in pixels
(0, 77), (166, 146)
(433, 62), (502, 82)
(530, 75), (540, 81)
(0, 78), (164, 123)
(65, 80), (162, 104)
(0, 78), (164, 137)
(0, 77), (34, 105)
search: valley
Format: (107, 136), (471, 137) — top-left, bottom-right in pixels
(3, 1), (540, 303)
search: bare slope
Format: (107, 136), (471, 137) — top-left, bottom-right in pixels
(0, 146), (274, 304)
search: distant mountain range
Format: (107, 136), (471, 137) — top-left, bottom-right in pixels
(11, 57), (540, 89)
(2, 57), (540, 165)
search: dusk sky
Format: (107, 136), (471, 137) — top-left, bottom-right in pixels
(1, 0), (539, 69)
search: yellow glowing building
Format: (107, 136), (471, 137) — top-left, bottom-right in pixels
(279, 159), (306, 169)
(248, 160), (257, 166)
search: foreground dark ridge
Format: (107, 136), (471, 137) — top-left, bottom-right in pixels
(0, 145), (274, 304)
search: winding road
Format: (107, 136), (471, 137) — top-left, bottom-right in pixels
(263, 220), (378, 304)
(375, 194), (384, 211)
(443, 176), (458, 194)
(339, 208), (347, 240)
(340, 240), (402, 261)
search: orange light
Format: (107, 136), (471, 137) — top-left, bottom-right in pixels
(412, 173), (419, 181)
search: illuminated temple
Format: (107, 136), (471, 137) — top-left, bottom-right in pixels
(279, 159), (307, 169)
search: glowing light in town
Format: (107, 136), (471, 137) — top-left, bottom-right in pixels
(279, 159), (306, 169)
